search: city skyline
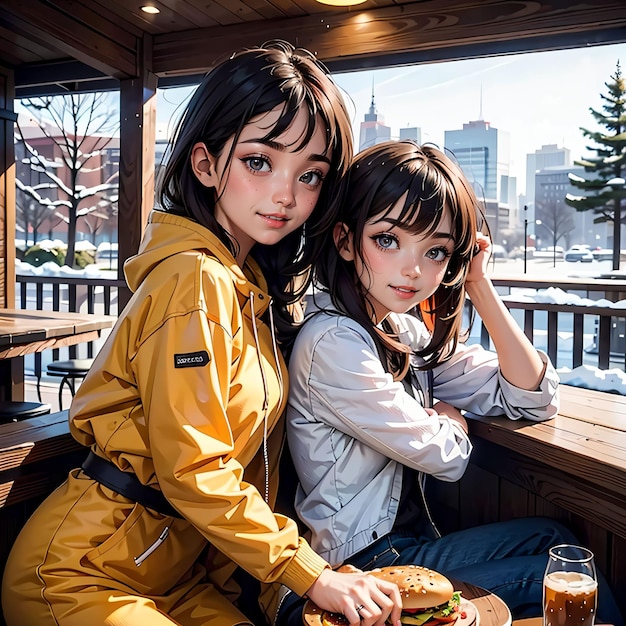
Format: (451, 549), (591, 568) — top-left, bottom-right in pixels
(156, 41), (626, 195)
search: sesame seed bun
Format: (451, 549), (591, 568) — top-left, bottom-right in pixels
(368, 565), (455, 610)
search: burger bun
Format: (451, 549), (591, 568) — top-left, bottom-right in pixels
(368, 565), (454, 609)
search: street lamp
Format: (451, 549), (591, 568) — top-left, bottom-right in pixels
(523, 205), (528, 274)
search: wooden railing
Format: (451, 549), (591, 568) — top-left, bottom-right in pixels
(14, 273), (626, 376)
(15, 275), (126, 381)
(472, 275), (626, 373)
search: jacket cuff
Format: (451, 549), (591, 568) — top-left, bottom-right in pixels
(279, 537), (330, 597)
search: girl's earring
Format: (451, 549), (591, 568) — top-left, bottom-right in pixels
(297, 222), (307, 256)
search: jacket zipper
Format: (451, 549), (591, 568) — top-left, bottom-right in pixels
(249, 292), (280, 504)
(418, 472), (442, 539)
(410, 367), (442, 539)
(134, 526), (169, 566)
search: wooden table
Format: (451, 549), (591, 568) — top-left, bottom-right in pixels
(513, 617), (612, 626)
(467, 385), (626, 539)
(0, 308), (115, 401)
(448, 384), (626, 605)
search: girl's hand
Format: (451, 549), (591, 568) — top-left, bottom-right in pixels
(307, 568), (402, 626)
(465, 232), (492, 283)
(432, 400), (468, 434)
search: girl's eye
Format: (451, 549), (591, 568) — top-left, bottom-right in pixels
(426, 246), (451, 263)
(300, 169), (325, 187)
(372, 234), (399, 250)
(242, 156), (271, 173)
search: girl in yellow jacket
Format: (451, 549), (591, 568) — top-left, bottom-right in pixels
(1, 41), (402, 626)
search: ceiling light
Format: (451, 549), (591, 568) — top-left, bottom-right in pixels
(315, 0), (367, 6)
(141, 5), (160, 14)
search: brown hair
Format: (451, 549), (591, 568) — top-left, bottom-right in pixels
(314, 140), (487, 378)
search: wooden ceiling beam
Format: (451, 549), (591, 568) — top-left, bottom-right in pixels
(0, 1), (140, 79)
(152, 0), (626, 77)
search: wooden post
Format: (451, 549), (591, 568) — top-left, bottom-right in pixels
(117, 34), (157, 311)
(0, 65), (16, 310)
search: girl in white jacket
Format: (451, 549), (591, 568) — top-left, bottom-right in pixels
(279, 140), (622, 626)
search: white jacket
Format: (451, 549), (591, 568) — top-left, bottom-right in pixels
(286, 292), (559, 566)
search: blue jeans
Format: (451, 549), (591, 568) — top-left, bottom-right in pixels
(346, 518), (622, 626)
(276, 517), (623, 626)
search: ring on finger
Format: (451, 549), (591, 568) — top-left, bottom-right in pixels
(355, 604), (365, 613)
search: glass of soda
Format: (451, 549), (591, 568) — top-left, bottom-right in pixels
(544, 544), (597, 626)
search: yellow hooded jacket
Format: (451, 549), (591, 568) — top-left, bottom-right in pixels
(1, 211), (327, 626)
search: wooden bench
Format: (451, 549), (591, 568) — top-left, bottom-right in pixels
(428, 384), (626, 616)
(0, 410), (86, 624)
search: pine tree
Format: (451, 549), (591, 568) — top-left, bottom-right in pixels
(565, 61), (626, 271)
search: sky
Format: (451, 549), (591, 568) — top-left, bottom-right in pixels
(156, 41), (626, 195)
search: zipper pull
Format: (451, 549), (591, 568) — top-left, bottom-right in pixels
(134, 526), (170, 567)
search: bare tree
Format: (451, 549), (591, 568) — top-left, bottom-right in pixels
(15, 189), (50, 246)
(15, 92), (119, 266)
(535, 200), (576, 266)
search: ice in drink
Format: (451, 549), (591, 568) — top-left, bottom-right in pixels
(544, 570), (597, 626)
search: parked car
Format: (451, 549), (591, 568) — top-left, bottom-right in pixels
(592, 247), (613, 261)
(564, 245), (593, 262)
(533, 246), (564, 259)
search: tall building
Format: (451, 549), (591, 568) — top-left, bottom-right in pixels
(518, 145), (572, 246)
(444, 119), (516, 241)
(535, 164), (608, 248)
(358, 88), (391, 152)
(399, 126), (421, 143)
(526, 144), (571, 204)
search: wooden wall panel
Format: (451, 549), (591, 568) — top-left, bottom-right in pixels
(609, 534), (626, 599)
(459, 463), (500, 529)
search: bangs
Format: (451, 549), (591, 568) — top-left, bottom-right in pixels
(260, 90), (329, 155)
(254, 56), (341, 158)
(369, 160), (452, 241)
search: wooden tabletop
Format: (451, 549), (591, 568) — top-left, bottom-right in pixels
(0, 308), (115, 359)
(468, 385), (626, 498)
(466, 383), (626, 542)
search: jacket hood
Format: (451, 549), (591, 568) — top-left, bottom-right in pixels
(124, 210), (266, 293)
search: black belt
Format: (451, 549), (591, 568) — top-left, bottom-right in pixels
(82, 451), (182, 518)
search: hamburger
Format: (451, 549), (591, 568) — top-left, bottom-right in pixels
(369, 565), (462, 625)
(305, 565), (463, 626)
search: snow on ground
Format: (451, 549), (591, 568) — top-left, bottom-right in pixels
(16, 259), (116, 277)
(501, 286), (626, 309)
(558, 365), (626, 395)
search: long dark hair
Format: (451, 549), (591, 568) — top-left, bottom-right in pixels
(158, 40), (353, 345)
(314, 140), (487, 378)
